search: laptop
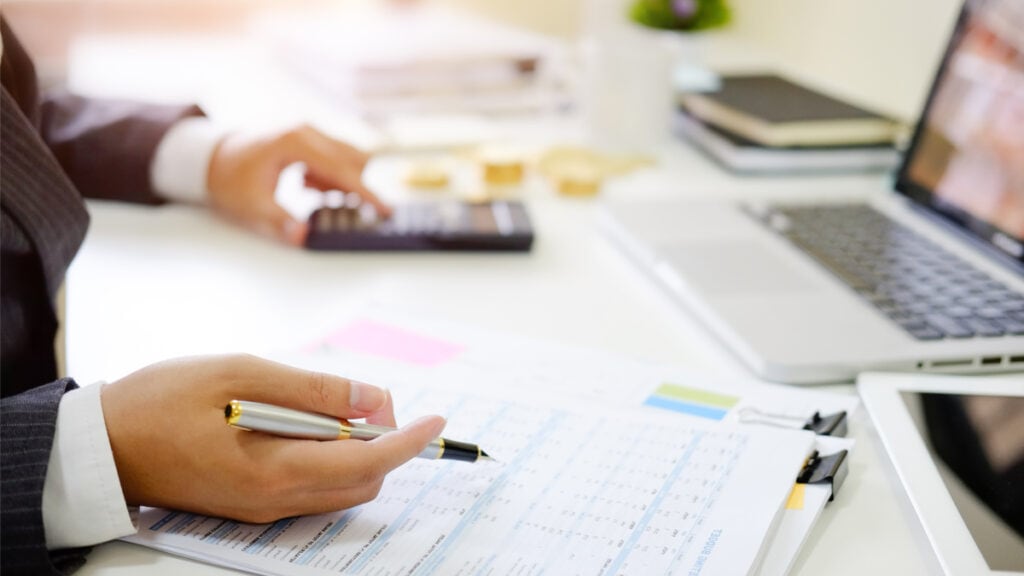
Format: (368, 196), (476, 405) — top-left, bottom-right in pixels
(603, 0), (1024, 384)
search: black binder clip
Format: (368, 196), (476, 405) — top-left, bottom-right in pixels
(797, 449), (849, 501)
(802, 410), (848, 437)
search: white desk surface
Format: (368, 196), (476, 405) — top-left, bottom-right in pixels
(67, 158), (936, 576)
(62, 28), (938, 576)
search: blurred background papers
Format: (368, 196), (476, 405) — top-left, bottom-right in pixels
(59, 1), (579, 153)
(253, 3), (575, 118)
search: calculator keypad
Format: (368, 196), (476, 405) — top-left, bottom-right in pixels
(306, 201), (533, 251)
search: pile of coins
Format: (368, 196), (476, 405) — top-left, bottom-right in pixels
(400, 145), (654, 198)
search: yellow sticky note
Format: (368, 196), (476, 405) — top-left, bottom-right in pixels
(786, 483), (806, 510)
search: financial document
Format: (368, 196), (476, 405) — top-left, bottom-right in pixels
(126, 388), (815, 576)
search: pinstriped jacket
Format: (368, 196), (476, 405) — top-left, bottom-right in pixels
(1, 16), (200, 575)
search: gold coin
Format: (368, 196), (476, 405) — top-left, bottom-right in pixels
(404, 161), (450, 189)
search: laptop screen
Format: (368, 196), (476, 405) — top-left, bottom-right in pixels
(896, 0), (1024, 269)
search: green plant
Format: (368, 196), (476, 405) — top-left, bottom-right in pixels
(629, 0), (731, 31)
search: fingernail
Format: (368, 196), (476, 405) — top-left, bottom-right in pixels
(349, 381), (388, 412)
(431, 416), (447, 437)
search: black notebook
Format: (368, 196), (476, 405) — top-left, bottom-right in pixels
(679, 74), (900, 147)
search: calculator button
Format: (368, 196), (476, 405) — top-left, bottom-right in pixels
(315, 209), (332, 232)
(332, 209), (355, 231)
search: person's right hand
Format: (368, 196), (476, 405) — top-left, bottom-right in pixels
(100, 354), (445, 523)
(206, 125), (391, 246)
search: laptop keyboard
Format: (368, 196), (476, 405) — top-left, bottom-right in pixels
(758, 204), (1024, 340)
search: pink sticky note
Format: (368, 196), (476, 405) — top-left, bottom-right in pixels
(322, 319), (464, 366)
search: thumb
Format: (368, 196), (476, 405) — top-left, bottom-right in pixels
(262, 206), (307, 246)
(365, 414), (448, 472)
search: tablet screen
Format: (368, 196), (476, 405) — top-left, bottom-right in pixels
(901, 392), (1024, 571)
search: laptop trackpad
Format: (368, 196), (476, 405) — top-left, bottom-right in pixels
(660, 240), (824, 295)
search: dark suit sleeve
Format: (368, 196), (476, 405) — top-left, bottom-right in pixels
(40, 92), (204, 205)
(0, 379), (92, 575)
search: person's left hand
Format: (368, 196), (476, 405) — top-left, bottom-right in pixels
(101, 353), (445, 522)
(206, 125), (392, 246)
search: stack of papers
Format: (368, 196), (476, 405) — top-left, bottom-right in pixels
(124, 311), (858, 575)
(256, 5), (573, 117)
(129, 395), (813, 575)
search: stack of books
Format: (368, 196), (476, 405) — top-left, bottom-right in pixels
(674, 73), (903, 173)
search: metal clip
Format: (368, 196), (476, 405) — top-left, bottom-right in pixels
(738, 408), (848, 437)
(797, 450), (849, 501)
(802, 411), (848, 437)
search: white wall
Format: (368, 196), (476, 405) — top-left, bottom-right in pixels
(448, 0), (964, 121)
(727, 0), (963, 120)
(13, 0), (964, 121)
(442, 0), (583, 38)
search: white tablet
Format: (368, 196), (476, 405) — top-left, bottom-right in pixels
(858, 373), (1024, 575)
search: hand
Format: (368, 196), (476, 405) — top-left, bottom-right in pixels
(206, 125), (392, 246)
(100, 354), (444, 523)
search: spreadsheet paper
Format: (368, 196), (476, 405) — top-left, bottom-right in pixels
(125, 388), (815, 576)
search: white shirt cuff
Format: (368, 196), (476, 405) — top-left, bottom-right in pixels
(43, 382), (137, 549)
(149, 117), (229, 204)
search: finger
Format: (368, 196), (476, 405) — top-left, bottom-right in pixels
(300, 126), (372, 172)
(289, 135), (392, 217)
(364, 388), (397, 428)
(276, 481), (385, 520)
(331, 139), (372, 172)
(341, 178), (391, 218)
(363, 415), (446, 472)
(257, 203), (307, 246)
(224, 355), (390, 418)
(289, 414), (446, 487)
(280, 479), (385, 516)
(304, 170), (392, 219)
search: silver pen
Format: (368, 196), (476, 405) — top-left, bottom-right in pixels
(225, 400), (493, 463)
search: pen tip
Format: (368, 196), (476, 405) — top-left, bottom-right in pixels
(479, 450), (495, 462)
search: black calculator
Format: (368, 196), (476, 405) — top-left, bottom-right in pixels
(305, 200), (535, 251)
